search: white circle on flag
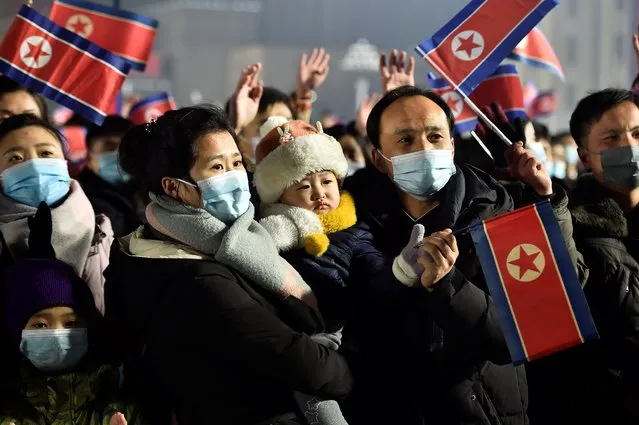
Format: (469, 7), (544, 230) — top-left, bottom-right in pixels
(441, 91), (464, 118)
(145, 108), (162, 123)
(451, 30), (485, 61)
(20, 36), (53, 69)
(66, 14), (94, 38)
(506, 243), (546, 283)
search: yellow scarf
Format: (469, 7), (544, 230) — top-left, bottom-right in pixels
(303, 192), (357, 257)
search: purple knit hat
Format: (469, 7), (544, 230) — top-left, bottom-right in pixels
(2, 258), (90, 350)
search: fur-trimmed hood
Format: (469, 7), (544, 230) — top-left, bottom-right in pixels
(570, 174), (628, 239)
(260, 192), (357, 256)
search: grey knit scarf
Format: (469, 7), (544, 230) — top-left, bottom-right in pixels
(145, 193), (318, 310)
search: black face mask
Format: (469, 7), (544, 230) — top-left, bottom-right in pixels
(601, 145), (639, 189)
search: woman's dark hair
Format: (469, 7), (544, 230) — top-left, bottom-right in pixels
(0, 76), (49, 120)
(119, 104), (237, 194)
(0, 113), (64, 148)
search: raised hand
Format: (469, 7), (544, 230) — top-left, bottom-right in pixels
(355, 93), (383, 136)
(474, 103), (526, 169)
(379, 49), (415, 93)
(505, 141), (553, 197)
(418, 229), (459, 291)
(110, 412), (128, 425)
(297, 48), (331, 99)
(633, 25), (639, 72)
(229, 63), (264, 134)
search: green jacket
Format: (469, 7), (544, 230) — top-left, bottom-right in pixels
(0, 356), (146, 425)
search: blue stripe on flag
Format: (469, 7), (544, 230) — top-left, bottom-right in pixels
(491, 63), (518, 77)
(0, 60), (106, 125)
(20, 6), (130, 75)
(129, 92), (171, 114)
(507, 53), (564, 79)
(534, 202), (599, 341)
(55, 0), (158, 28)
(470, 222), (527, 364)
(504, 108), (528, 121)
(454, 117), (478, 134)
(428, 77), (450, 90)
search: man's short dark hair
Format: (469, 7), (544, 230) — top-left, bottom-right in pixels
(569, 88), (636, 148)
(85, 115), (133, 150)
(366, 85), (455, 150)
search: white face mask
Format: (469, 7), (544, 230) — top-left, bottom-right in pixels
(20, 328), (88, 372)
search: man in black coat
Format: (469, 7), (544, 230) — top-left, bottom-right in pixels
(345, 86), (566, 425)
(559, 88), (639, 425)
(77, 116), (141, 237)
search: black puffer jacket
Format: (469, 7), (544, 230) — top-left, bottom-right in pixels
(557, 174), (639, 425)
(103, 227), (353, 425)
(346, 164), (528, 425)
(77, 168), (141, 237)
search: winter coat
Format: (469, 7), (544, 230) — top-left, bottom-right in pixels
(0, 357), (145, 425)
(103, 226), (353, 425)
(77, 168), (141, 238)
(547, 174), (639, 425)
(346, 164), (529, 425)
(0, 181), (113, 313)
(260, 192), (392, 332)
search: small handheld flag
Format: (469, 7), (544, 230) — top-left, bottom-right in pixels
(0, 5), (130, 125)
(523, 81), (539, 110)
(50, 0), (158, 71)
(416, 0), (559, 95)
(128, 92), (177, 125)
(527, 90), (558, 118)
(428, 64), (527, 135)
(509, 27), (564, 80)
(469, 201), (598, 364)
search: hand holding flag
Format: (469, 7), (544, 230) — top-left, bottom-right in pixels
(475, 103), (527, 168)
(418, 229), (459, 291)
(505, 141), (553, 196)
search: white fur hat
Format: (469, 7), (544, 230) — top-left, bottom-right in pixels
(254, 120), (348, 205)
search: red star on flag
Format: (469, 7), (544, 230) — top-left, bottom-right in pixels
(69, 17), (88, 34)
(24, 40), (50, 65)
(445, 96), (460, 112)
(509, 246), (540, 277)
(456, 33), (481, 57)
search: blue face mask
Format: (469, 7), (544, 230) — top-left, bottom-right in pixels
(196, 170), (251, 222)
(380, 149), (456, 200)
(97, 151), (131, 185)
(2, 159), (70, 207)
(565, 145), (579, 165)
(20, 328), (88, 372)
(601, 145), (639, 189)
(551, 161), (567, 180)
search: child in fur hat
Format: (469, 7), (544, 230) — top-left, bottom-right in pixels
(254, 118), (425, 331)
(0, 204), (146, 425)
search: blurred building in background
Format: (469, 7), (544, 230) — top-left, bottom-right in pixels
(1, 0), (637, 132)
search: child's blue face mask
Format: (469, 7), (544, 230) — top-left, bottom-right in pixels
(20, 328), (88, 372)
(1, 158), (70, 207)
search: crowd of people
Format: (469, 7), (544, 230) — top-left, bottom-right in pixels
(0, 44), (636, 425)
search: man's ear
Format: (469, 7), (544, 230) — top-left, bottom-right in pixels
(578, 147), (590, 170)
(371, 149), (389, 174)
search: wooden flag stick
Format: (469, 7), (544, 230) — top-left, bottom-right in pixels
(424, 57), (513, 147)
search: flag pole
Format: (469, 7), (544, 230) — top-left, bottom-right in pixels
(425, 57), (513, 146)
(470, 130), (494, 160)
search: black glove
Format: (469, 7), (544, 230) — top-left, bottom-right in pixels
(26, 202), (56, 259)
(474, 102), (526, 168)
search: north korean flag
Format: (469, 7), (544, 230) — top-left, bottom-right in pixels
(509, 27), (564, 80)
(128, 92), (177, 125)
(416, 0), (558, 94)
(523, 81), (539, 110)
(428, 64), (526, 134)
(428, 73), (477, 135)
(49, 0), (158, 71)
(469, 64), (527, 121)
(0, 5), (130, 125)
(528, 90), (558, 118)
(470, 201), (598, 364)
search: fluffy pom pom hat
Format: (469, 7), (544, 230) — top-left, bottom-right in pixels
(253, 116), (348, 205)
